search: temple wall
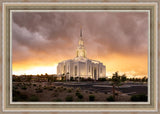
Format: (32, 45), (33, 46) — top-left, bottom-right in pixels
(57, 59), (106, 80)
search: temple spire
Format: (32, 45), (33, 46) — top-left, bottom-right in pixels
(77, 27), (86, 58)
(79, 27), (84, 46)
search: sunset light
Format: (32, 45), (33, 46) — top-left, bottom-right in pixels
(13, 65), (57, 75)
(12, 12), (148, 78)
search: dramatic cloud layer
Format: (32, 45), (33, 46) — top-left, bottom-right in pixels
(12, 12), (148, 77)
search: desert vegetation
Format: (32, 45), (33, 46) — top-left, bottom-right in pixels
(12, 72), (148, 102)
(12, 82), (133, 102)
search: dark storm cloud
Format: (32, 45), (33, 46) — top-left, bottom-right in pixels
(12, 12), (148, 63)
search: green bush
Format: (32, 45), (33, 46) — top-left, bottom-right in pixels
(54, 98), (62, 102)
(21, 94), (28, 100)
(77, 94), (83, 99)
(33, 84), (36, 86)
(13, 86), (18, 90)
(53, 93), (59, 97)
(36, 88), (43, 93)
(68, 89), (72, 93)
(65, 95), (73, 101)
(43, 86), (47, 89)
(13, 90), (28, 101)
(131, 94), (147, 101)
(70, 77), (74, 81)
(48, 86), (53, 91)
(29, 95), (39, 101)
(76, 92), (83, 99)
(98, 78), (106, 81)
(21, 86), (27, 90)
(76, 88), (80, 92)
(106, 96), (115, 101)
(89, 95), (95, 101)
(75, 92), (80, 96)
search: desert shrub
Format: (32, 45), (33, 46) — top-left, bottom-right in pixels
(13, 96), (20, 101)
(17, 83), (21, 86)
(98, 78), (106, 81)
(65, 95), (73, 101)
(63, 88), (66, 90)
(33, 84), (36, 86)
(75, 92), (83, 99)
(21, 94), (28, 100)
(43, 86), (47, 89)
(68, 89), (72, 93)
(13, 86), (18, 90)
(89, 95), (95, 101)
(13, 95), (28, 101)
(48, 87), (53, 91)
(54, 98), (62, 102)
(59, 88), (63, 92)
(13, 90), (20, 96)
(53, 93), (59, 97)
(36, 88), (43, 93)
(13, 90), (28, 101)
(104, 92), (107, 94)
(76, 90), (79, 93)
(70, 87), (74, 90)
(131, 94), (147, 101)
(76, 88), (80, 92)
(70, 77), (74, 81)
(21, 86), (27, 90)
(29, 95), (39, 101)
(28, 83), (32, 86)
(77, 94), (83, 99)
(75, 92), (80, 96)
(89, 91), (92, 94)
(106, 96), (115, 101)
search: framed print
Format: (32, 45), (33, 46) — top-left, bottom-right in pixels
(1, 1), (159, 113)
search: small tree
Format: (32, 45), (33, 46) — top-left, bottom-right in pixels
(121, 74), (127, 82)
(62, 73), (65, 81)
(89, 95), (95, 101)
(142, 76), (147, 82)
(111, 72), (121, 100)
(70, 77), (74, 81)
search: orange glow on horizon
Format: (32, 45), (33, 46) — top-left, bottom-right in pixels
(12, 53), (148, 78)
(13, 64), (57, 75)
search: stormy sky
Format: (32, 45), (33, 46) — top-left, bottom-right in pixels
(12, 12), (148, 77)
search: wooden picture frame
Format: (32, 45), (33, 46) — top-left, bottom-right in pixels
(1, 1), (159, 113)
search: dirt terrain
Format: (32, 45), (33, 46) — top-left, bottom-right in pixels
(12, 82), (132, 102)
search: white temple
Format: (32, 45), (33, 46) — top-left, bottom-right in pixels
(57, 28), (106, 80)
